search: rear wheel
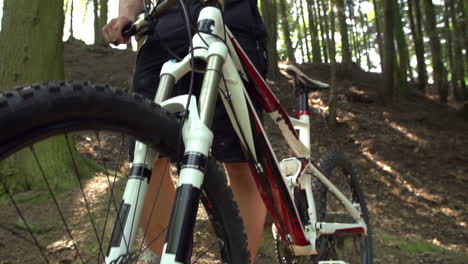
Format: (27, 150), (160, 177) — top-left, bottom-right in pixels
(315, 152), (373, 264)
(0, 81), (249, 263)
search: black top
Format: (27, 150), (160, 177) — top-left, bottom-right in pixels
(154, 0), (267, 43)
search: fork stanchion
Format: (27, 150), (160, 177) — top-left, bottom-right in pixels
(160, 42), (227, 264)
(155, 74), (175, 104)
(198, 53), (225, 127)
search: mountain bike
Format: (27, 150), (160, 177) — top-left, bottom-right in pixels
(0, 0), (373, 263)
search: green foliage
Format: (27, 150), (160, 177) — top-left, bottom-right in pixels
(377, 231), (448, 254)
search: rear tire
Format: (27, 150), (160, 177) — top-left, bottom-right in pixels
(0, 81), (249, 263)
(315, 152), (373, 264)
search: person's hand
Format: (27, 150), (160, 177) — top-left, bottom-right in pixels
(102, 16), (133, 45)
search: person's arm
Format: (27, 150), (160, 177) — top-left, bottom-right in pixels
(119, 0), (143, 21)
(102, 0), (143, 44)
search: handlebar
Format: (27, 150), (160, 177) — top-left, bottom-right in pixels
(119, 0), (178, 42)
(122, 24), (137, 39)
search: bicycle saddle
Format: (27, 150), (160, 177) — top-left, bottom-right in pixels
(282, 65), (330, 91)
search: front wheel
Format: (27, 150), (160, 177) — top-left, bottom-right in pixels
(314, 152), (373, 264)
(0, 81), (249, 263)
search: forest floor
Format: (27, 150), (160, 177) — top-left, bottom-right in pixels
(1, 40), (467, 263)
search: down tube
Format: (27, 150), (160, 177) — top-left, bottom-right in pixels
(242, 101), (308, 246)
(227, 32), (308, 246)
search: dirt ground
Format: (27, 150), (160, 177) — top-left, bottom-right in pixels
(66, 41), (468, 263)
(1, 40), (467, 263)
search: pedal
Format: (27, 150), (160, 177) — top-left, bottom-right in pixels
(318, 261), (349, 264)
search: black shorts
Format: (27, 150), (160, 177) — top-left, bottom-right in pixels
(132, 18), (267, 162)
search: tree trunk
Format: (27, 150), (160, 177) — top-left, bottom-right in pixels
(347, 1), (361, 66)
(373, 0), (384, 68)
(93, 0), (108, 45)
(336, 0), (352, 76)
(0, 1), (64, 89)
(327, 0), (338, 127)
(444, 1), (458, 100)
(393, 0), (409, 96)
(358, 0), (372, 70)
(260, 0), (281, 79)
(381, 0), (395, 105)
(299, 0), (312, 63)
(422, 0), (449, 104)
(0, 0), (95, 192)
(306, 0), (322, 63)
(278, 0), (296, 63)
(98, 0), (108, 45)
(449, 0), (467, 104)
(69, 0), (75, 40)
(319, 0), (331, 63)
(457, 0), (468, 82)
(408, 0), (427, 91)
(316, 0), (329, 63)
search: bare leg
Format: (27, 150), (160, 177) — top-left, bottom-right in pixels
(139, 158), (175, 255)
(140, 160), (266, 263)
(224, 162), (266, 263)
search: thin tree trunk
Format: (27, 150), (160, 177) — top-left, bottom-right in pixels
(260, 0), (281, 79)
(299, 0), (312, 63)
(318, 0), (330, 63)
(69, 0), (75, 39)
(279, 0), (295, 63)
(381, 0), (395, 104)
(358, 0), (372, 70)
(449, 0), (467, 104)
(373, 0), (384, 68)
(306, 0), (322, 63)
(393, 0), (409, 96)
(93, 0), (108, 45)
(347, 1), (361, 66)
(336, 0), (352, 76)
(328, 0), (338, 127)
(422, 0), (449, 103)
(93, 0), (100, 44)
(457, 0), (468, 80)
(444, 1), (458, 100)
(312, 0), (323, 62)
(408, 0), (427, 91)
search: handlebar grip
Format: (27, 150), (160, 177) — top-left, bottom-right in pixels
(112, 23), (137, 46)
(122, 23), (137, 39)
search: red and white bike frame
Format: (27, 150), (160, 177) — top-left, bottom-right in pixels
(106, 3), (367, 263)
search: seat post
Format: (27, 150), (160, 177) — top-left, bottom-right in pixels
(298, 91), (309, 115)
(294, 78), (309, 116)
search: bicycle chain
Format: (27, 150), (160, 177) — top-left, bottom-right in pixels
(274, 236), (333, 264)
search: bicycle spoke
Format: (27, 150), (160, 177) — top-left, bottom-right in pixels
(0, 177), (50, 263)
(95, 131), (130, 262)
(30, 144), (87, 263)
(127, 146), (150, 254)
(143, 225), (168, 251)
(64, 134), (106, 262)
(139, 158), (172, 252)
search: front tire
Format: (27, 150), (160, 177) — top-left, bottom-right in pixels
(0, 81), (249, 263)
